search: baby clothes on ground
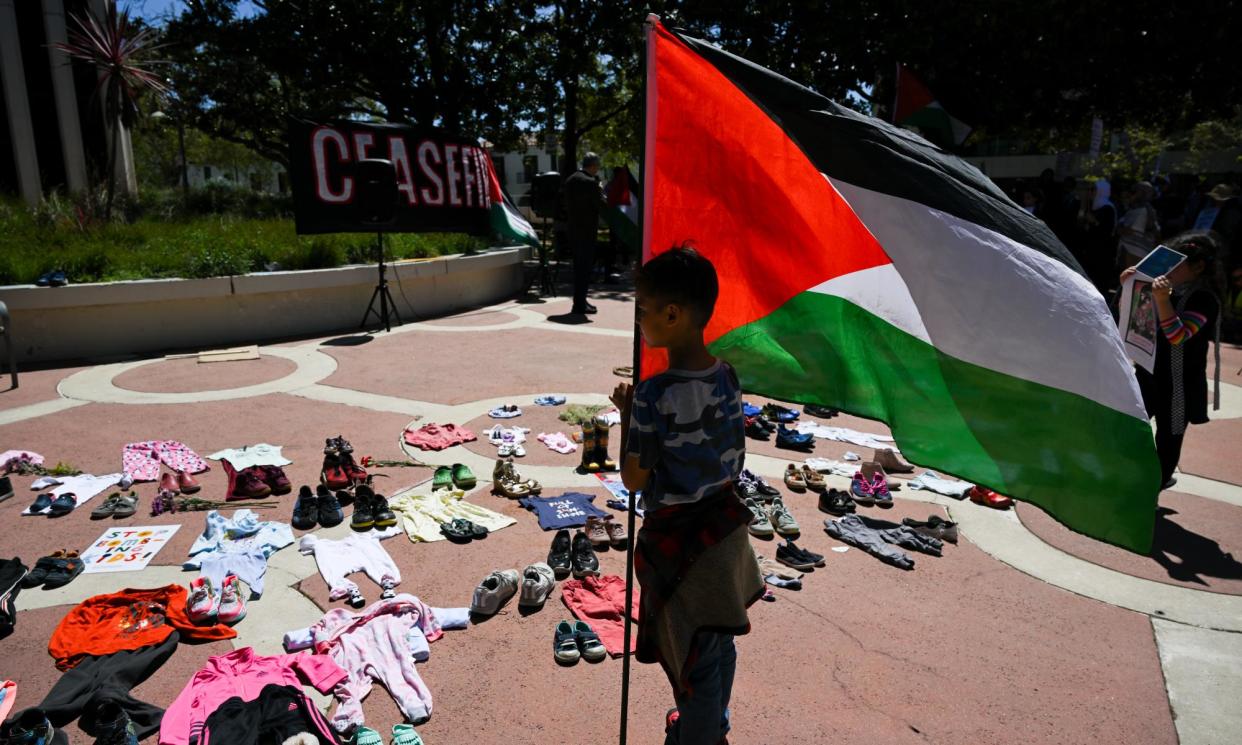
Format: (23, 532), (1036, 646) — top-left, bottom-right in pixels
(386, 490), (516, 543)
(519, 492), (609, 531)
(300, 534), (401, 602)
(560, 575), (640, 657)
(908, 470), (973, 498)
(0, 450), (43, 470)
(310, 595), (445, 731)
(22, 473), (121, 515)
(199, 684), (341, 745)
(792, 423), (896, 451)
(283, 607), (468, 652)
(160, 646), (346, 745)
(403, 424), (477, 451)
(122, 441), (209, 482)
(184, 510), (293, 597)
(206, 444), (291, 471)
(536, 432), (577, 454)
(483, 425), (530, 445)
(196, 549), (270, 597)
(824, 514), (943, 570)
(30, 476), (61, 490)
(534, 395), (566, 406)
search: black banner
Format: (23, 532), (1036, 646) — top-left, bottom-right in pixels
(287, 118), (497, 235)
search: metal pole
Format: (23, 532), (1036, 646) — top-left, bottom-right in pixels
(619, 16), (657, 745)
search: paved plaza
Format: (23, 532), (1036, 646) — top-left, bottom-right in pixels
(2, 281), (1242, 745)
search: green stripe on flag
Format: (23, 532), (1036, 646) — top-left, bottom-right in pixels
(710, 291), (1159, 552)
(490, 203), (538, 247)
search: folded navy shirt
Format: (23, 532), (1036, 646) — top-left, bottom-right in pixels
(519, 492), (610, 530)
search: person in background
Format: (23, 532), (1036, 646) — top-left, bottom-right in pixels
(1117, 181), (1160, 269)
(563, 152), (607, 315)
(1121, 231), (1224, 491)
(1020, 186), (1043, 216)
(1077, 178), (1119, 293)
(612, 246), (763, 745)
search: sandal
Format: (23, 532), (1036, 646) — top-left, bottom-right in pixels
(800, 465), (827, 492)
(783, 464), (806, 492)
(432, 466), (454, 490)
(439, 519), (473, 542)
(503, 460), (541, 494)
(451, 463), (477, 490)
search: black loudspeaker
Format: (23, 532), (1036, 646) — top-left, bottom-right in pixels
(531, 171), (562, 219)
(355, 159), (398, 225)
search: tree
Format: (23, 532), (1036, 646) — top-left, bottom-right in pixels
(54, 4), (167, 219)
(163, 0), (543, 167)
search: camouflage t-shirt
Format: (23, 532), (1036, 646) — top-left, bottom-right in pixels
(626, 359), (746, 511)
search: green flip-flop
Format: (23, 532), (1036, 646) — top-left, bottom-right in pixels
(451, 463), (476, 489)
(432, 465), (453, 490)
(353, 727), (384, 745)
(392, 724), (424, 745)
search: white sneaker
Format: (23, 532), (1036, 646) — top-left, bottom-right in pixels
(216, 574), (246, 625)
(187, 577), (218, 624)
(518, 563), (556, 608)
(471, 569), (519, 615)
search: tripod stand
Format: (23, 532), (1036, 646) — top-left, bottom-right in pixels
(537, 215), (557, 296)
(360, 232), (402, 332)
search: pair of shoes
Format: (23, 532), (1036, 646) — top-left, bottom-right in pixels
(861, 461), (901, 491)
(488, 404), (522, 418)
(83, 699), (138, 745)
(158, 470), (201, 496)
(747, 497), (799, 537)
(967, 486), (1013, 510)
(775, 425), (814, 451)
(902, 515), (959, 543)
(546, 529), (599, 579)
(739, 469), (780, 500)
(818, 488), (855, 515)
(186, 575), (246, 625)
(776, 539), (824, 570)
(578, 418), (616, 473)
(433, 463), (477, 490)
(497, 432), (526, 457)
(762, 403), (800, 422)
(230, 466), (286, 499)
(29, 492), (78, 518)
(90, 492), (138, 520)
(744, 415), (772, 440)
(22, 550), (83, 589)
(353, 724), (424, 745)
(850, 472), (892, 508)
(350, 484), (396, 531)
(571, 302), (599, 315)
(873, 447), (914, 474)
(34, 269), (69, 287)
(584, 515), (627, 549)
(439, 518), (488, 542)
(322, 436), (368, 488)
(291, 485), (345, 530)
(804, 404), (839, 418)
(470, 569), (520, 615)
(491, 459), (541, 498)
(518, 562), (556, 608)
(784, 464), (826, 492)
(553, 619), (607, 664)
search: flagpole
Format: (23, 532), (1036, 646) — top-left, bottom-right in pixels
(619, 14), (658, 745)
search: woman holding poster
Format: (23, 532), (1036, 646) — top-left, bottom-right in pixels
(1122, 231), (1224, 490)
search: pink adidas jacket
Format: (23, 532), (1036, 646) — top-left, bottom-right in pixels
(159, 646), (346, 745)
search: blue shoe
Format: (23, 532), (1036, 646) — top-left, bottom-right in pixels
(742, 402), (762, 417)
(48, 270), (68, 287)
(26, 492), (53, 514)
(763, 404), (800, 422)
(776, 424), (814, 450)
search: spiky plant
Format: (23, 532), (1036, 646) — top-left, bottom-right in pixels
(54, 3), (167, 220)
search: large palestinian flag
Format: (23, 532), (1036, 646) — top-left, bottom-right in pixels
(484, 158), (539, 247)
(893, 63), (972, 148)
(640, 20), (1160, 551)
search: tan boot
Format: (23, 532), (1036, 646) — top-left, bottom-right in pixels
(861, 461), (901, 491)
(874, 448), (914, 474)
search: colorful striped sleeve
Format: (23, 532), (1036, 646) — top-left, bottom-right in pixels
(1160, 311), (1208, 346)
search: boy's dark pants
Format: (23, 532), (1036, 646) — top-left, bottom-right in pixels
(665, 632), (737, 745)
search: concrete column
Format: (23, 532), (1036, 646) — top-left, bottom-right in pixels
(0, 0), (43, 206)
(42, 0), (88, 194)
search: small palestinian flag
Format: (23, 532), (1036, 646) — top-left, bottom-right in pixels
(892, 63), (972, 148)
(640, 20), (1159, 551)
(604, 164), (640, 252)
(484, 158), (539, 246)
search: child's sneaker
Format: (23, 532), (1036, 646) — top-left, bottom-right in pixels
(869, 473), (893, 508)
(217, 574), (246, 625)
(745, 497), (774, 537)
(186, 577), (218, 624)
(850, 472), (875, 506)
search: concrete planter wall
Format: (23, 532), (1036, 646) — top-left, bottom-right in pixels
(0, 246), (531, 364)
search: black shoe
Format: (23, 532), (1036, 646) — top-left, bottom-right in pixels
(784, 539), (824, 566)
(371, 491), (397, 529)
(350, 486), (375, 531)
(571, 303), (599, 315)
(47, 493), (77, 517)
(756, 415), (777, 432)
(0, 476), (13, 503)
(317, 485), (344, 528)
(82, 699), (137, 744)
(0, 708), (62, 745)
(734, 479), (762, 503)
(818, 488), (855, 515)
(775, 542), (816, 571)
(291, 486), (319, 530)
(571, 531), (599, 578)
(804, 404), (839, 418)
(744, 417), (771, 440)
(741, 470), (781, 499)
(548, 529), (573, 579)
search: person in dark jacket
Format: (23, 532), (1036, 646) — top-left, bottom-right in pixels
(563, 153), (606, 314)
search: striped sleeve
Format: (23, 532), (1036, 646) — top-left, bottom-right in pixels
(1160, 310), (1207, 346)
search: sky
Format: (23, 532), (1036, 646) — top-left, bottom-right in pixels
(122, 0), (261, 24)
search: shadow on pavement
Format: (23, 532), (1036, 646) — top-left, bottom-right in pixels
(1150, 506), (1242, 585)
(322, 335), (375, 347)
(546, 313), (592, 325)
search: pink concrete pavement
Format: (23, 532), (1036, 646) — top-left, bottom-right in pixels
(1, 282), (1229, 744)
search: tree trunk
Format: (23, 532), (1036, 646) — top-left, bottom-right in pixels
(105, 116), (119, 220)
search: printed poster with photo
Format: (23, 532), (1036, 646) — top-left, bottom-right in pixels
(1118, 275), (1158, 373)
(80, 525), (181, 573)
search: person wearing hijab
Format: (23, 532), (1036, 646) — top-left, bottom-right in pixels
(1121, 231), (1224, 490)
(1074, 179), (1119, 292)
(1117, 181), (1160, 268)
